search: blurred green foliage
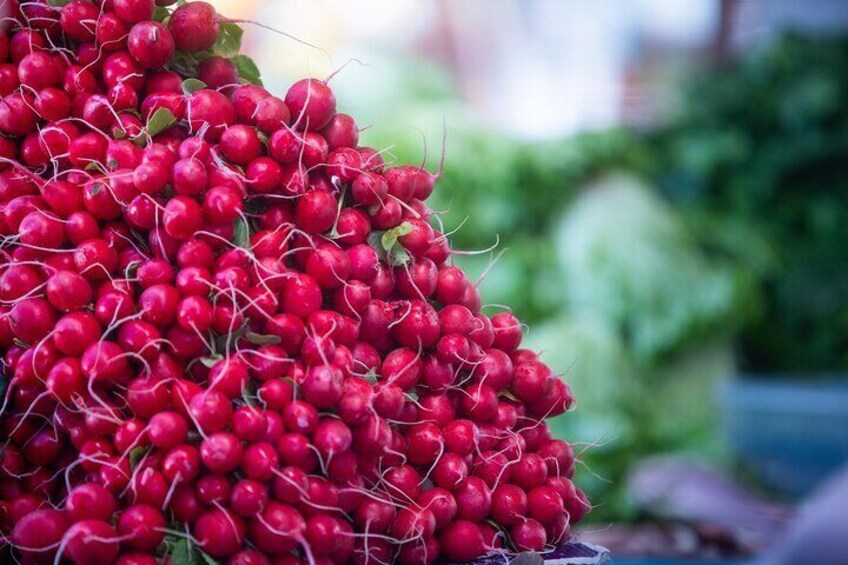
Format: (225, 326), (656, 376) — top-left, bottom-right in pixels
(651, 34), (848, 373)
(534, 175), (740, 521)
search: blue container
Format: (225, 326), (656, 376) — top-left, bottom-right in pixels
(721, 377), (848, 495)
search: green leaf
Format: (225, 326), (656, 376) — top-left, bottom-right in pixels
(198, 550), (218, 565)
(181, 78), (208, 95)
(152, 6), (170, 22)
(129, 446), (150, 469)
(367, 230), (384, 252)
(145, 107), (177, 138)
(85, 161), (107, 174)
(245, 332), (281, 346)
(231, 54), (262, 85)
(213, 22), (244, 58)
(233, 217), (251, 249)
(199, 355), (223, 369)
(212, 318), (252, 355)
(46, 0), (70, 6)
(387, 246), (411, 267)
(169, 537), (199, 565)
(381, 222), (413, 252)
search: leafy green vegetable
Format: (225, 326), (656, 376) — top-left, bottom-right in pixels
(232, 217), (251, 249)
(213, 22), (244, 59)
(169, 538), (198, 565)
(199, 355), (223, 369)
(231, 54), (263, 86)
(367, 222), (414, 267)
(152, 6), (170, 22)
(181, 78), (207, 95)
(129, 446), (150, 469)
(651, 34), (848, 374)
(245, 332), (282, 346)
(144, 107), (177, 138)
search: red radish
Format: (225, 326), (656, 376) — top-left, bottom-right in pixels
(198, 56), (238, 90)
(64, 519), (121, 564)
(116, 504), (166, 551)
(439, 520), (486, 563)
(510, 518), (547, 552)
(128, 22), (175, 69)
(11, 509), (68, 559)
(285, 79), (336, 131)
(249, 502), (304, 554)
(169, 2), (220, 52)
(195, 508), (246, 558)
(66, 483), (119, 522)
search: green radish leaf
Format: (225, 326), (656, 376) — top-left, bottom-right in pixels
(181, 78), (207, 95)
(169, 538), (199, 565)
(231, 54), (263, 85)
(233, 217), (251, 249)
(47, 0), (70, 6)
(199, 355), (223, 369)
(198, 550), (218, 565)
(499, 390), (520, 402)
(381, 222), (413, 253)
(177, 0), (187, 6)
(245, 332), (282, 346)
(85, 161), (107, 174)
(113, 128), (127, 140)
(367, 231), (384, 251)
(145, 107), (177, 138)
(387, 246), (411, 267)
(152, 6), (170, 22)
(213, 22), (244, 58)
(129, 446), (150, 469)
(212, 318), (252, 355)
(367, 230), (388, 263)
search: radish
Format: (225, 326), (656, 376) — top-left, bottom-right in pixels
(63, 519), (121, 564)
(169, 2), (220, 52)
(11, 509), (68, 559)
(439, 520), (487, 562)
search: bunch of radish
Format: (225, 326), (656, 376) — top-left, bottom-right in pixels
(0, 1), (589, 563)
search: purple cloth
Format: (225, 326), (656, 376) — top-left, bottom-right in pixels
(453, 542), (610, 565)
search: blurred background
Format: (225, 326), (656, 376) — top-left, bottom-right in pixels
(210, 0), (848, 562)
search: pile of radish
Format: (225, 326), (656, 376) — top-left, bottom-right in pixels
(0, 1), (589, 563)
